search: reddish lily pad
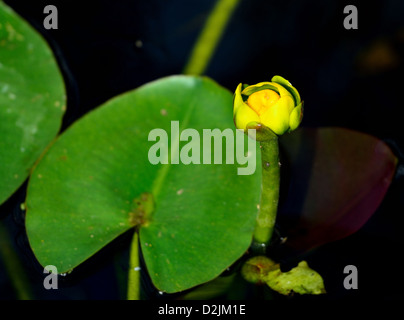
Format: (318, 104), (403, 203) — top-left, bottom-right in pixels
(279, 127), (397, 251)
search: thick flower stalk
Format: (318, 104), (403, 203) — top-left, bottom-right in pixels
(233, 75), (303, 249)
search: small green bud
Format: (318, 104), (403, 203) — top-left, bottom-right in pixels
(241, 256), (278, 284)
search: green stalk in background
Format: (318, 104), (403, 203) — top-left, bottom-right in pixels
(183, 0), (241, 75)
(0, 220), (33, 300)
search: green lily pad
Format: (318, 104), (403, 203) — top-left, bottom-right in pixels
(0, 2), (66, 204)
(26, 75), (261, 293)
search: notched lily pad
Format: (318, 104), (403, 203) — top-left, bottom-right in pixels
(26, 75), (261, 293)
(128, 192), (154, 227)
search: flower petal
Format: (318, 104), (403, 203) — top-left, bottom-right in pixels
(269, 83), (295, 111)
(259, 96), (294, 135)
(271, 75), (301, 105)
(233, 83), (245, 116)
(247, 89), (280, 116)
(289, 102), (303, 132)
(241, 82), (280, 96)
(234, 101), (260, 131)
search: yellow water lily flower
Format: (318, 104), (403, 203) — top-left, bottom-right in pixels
(233, 75), (303, 135)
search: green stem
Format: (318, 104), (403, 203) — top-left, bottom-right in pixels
(252, 135), (280, 249)
(127, 231), (141, 300)
(183, 0), (241, 75)
(0, 220), (33, 300)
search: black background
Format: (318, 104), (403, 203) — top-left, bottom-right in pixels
(1, 0), (404, 300)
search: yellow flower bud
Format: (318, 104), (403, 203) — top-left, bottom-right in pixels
(233, 76), (303, 135)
